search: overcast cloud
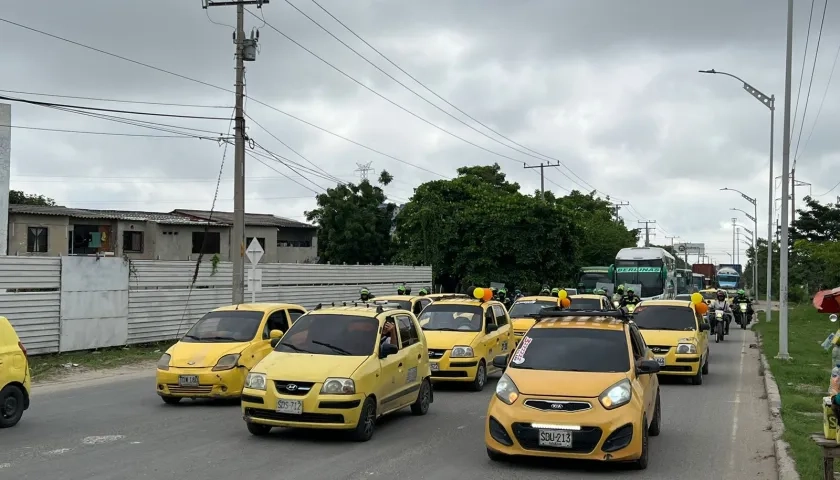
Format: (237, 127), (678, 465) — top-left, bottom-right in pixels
(2, 0), (839, 266)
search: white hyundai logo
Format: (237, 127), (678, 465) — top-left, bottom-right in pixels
(286, 384), (298, 391)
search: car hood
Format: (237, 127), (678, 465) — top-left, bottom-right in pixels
(422, 330), (480, 350)
(639, 329), (697, 347)
(168, 341), (247, 368)
(508, 369), (628, 397)
(254, 351), (367, 382)
(511, 318), (536, 332)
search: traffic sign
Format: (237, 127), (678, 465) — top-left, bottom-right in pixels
(245, 238), (264, 265)
(247, 269), (263, 293)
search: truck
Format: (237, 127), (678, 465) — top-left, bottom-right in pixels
(576, 266), (614, 294)
(692, 263), (716, 289)
(716, 264), (742, 290)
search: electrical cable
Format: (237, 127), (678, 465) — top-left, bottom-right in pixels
(0, 89), (231, 109)
(793, 0), (829, 168)
(795, 39), (840, 165)
(2, 124), (212, 138)
(790, 0), (817, 144)
(0, 95), (231, 120)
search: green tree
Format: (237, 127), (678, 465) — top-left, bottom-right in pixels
(9, 190), (55, 206)
(555, 191), (638, 266)
(305, 171), (395, 265)
(791, 196), (840, 242)
(744, 238), (780, 299)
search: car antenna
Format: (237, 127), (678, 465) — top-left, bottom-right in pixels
(331, 301), (335, 307)
(343, 301), (347, 306)
(376, 305), (384, 314)
(314, 303), (322, 310)
(235, 303), (240, 310)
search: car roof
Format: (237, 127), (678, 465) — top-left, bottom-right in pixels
(308, 305), (412, 318)
(375, 295), (423, 301)
(429, 298), (499, 307)
(532, 315), (627, 331)
(638, 299), (694, 308)
(569, 294), (604, 300)
(425, 293), (469, 299)
(213, 303), (304, 312)
(515, 296), (558, 302)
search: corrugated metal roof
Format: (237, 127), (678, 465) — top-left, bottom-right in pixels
(171, 209), (316, 229)
(8, 205), (224, 226)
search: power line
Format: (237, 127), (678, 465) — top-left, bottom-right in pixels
(793, 0), (829, 168)
(0, 95), (231, 121)
(246, 150), (322, 195)
(0, 89), (232, 109)
(794, 39), (840, 165)
(3, 124), (220, 139)
(790, 0), (817, 144)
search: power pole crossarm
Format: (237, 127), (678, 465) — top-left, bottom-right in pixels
(638, 220), (656, 247)
(524, 161), (561, 200)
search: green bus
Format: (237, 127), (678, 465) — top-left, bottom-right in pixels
(577, 266), (614, 294)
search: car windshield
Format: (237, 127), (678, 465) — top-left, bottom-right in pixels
(675, 294), (692, 301)
(275, 314), (378, 356)
(632, 306), (698, 331)
(615, 260), (664, 298)
(579, 273), (610, 291)
(419, 304), (483, 332)
(567, 298), (603, 311)
(509, 328), (630, 373)
(701, 291), (719, 300)
(182, 311), (264, 342)
(508, 300), (556, 318)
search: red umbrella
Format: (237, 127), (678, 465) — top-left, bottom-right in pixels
(814, 289), (840, 314)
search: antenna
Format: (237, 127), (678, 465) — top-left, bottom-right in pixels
(355, 162), (373, 181)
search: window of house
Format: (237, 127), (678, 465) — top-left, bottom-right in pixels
(27, 227), (48, 253)
(245, 237), (266, 250)
(192, 231), (221, 254)
(123, 231), (144, 253)
(277, 239), (312, 248)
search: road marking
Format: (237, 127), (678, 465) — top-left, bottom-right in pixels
(728, 331), (748, 473)
(81, 435), (125, 445)
(44, 448), (71, 456)
(0, 463), (10, 469)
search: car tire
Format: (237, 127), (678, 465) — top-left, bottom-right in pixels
(648, 389), (661, 437)
(246, 422), (272, 436)
(691, 367), (703, 386)
(631, 415), (649, 470)
(486, 447), (507, 462)
(469, 360), (487, 392)
(410, 379), (432, 416)
(0, 385), (25, 428)
(160, 395), (182, 405)
(350, 397), (377, 442)
(701, 352), (709, 375)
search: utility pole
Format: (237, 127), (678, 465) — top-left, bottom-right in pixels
(203, 0), (267, 304)
(638, 220), (656, 247)
(732, 218), (737, 264)
(611, 201), (630, 222)
(778, 0), (793, 360)
(523, 161), (561, 200)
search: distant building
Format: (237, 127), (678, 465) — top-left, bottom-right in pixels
(7, 205), (318, 263)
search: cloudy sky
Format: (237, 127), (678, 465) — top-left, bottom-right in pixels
(2, 0), (839, 266)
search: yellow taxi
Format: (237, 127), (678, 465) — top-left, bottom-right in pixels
(373, 295), (435, 317)
(567, 294), (614, 311)
(508, 296), (560, 345)
(241, 304), (432, 441)
(632, 300), (710, 385)
(485, 307), (662, 470)
(699, 288), (725, 306)
(0, 316), (31, 428)
(155, 303), (306, 404)
(417, 293), (513, 391)
(425, 293), (470, 301)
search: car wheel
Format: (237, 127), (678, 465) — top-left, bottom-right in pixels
(246, 422), (272, 436)
(411, 379), (432, 416)
(0, 385), (25, 428)
(701, 352), (710, 375)
(470, 361), (487, 392)
(486, 447), (507, 462)
(631, 416), (649, 470)
(350, 397), (377, 442)
(648, 389), (661, 437)
(160, 395), (182, 405)
(691, 367), (703, 386)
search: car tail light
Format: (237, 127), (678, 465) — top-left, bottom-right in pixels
(18, 341), (27, 356)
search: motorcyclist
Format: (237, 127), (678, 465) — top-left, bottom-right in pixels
(540, 285), (551, 296)
(513, 289), (524, 300)
(577, 282), (587, 294)
(620, 288), (641, 307)
(497, 288), (512, 307)
(405, 285), (412, 295)
(418, 287), (428, 296)
(612, 285), (625, 304)
(397, 284), (406, 295)
(710, 289), (732, 335)
(551, 287), (560, 297)
(359, 288), (375, 302)
(732, 289), (754, 325)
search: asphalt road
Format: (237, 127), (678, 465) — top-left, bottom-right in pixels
(1, 328), (776, 480)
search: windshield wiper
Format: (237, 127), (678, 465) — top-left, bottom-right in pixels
(422, 327), (463, 332)
(201, 336), (240, 341)
(182, 334), (201, 340)
(277, 342), (313, 354)
(311, 340), (352, 355)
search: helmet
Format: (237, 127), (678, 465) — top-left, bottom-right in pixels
(716, 289), (725, 299)
(405, 286), (412, 295)
(418, 288), (428, 296)
(627, 288), (635, 295)
(616, 284), (625, 294)
(360, 287), (370, 295)
(551, 288), (560, 295)
(515, 289), (521, 294)
(397, 284), (406, 294)
(737, 289), (745, 296)
(498, 288), (507, 296)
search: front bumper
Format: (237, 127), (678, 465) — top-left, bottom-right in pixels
(156, 367), (246, 398)
(651, 348), (702, 376)
(485, 395), (644, 461)
(241, 383), (365, 430)
(428, 350), (479, 382)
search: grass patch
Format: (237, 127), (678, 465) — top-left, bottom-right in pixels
(29, 341), (173, 382)
(754, 306), (837, 479)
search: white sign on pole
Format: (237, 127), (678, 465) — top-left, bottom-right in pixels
(247, 268), (263, 303)
(246, 238), (264, 265)
(676, 243), (705, 255)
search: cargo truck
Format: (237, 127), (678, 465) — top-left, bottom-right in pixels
(692, 263), (716, 288)
(716, 264), (742, 289)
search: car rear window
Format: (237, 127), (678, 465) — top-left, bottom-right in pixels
(632, 306), (698, 331)
(509, 328), (630, 373)
(508, 300), (556, 318)
(566, 298), (602, 311)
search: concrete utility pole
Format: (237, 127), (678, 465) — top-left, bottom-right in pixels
(523, 161), (561, 200)
(778, 0), (794, 360)
(638, 220), (656, 247)
(203, 0), (267, 304)
(610, 201), (630, 222)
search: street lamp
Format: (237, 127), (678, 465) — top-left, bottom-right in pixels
(720, 187), (766, 317)
(703, 69), (775, 325)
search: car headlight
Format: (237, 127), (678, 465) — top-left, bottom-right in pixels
(676, 343), (697, 354)
(321, 378), (356, 394)
(450, 346), (474, 358)
(495, 373), (520, 405)
(599, 379), (632, 410)
(212, 353), (240, 371)
(244, 372), (266, 390)
(157, 353), (171, 371)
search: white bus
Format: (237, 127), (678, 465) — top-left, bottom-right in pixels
(614, 247), (677, 300)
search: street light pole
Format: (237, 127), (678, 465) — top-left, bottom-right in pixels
(702, 70), (775, 323)
(720, 187), (767, 318)
(732, 206), (759, 301)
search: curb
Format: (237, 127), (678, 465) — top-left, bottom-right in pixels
(754, 329), (800, 480)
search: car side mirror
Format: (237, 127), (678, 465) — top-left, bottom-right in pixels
(269, 330), (284, 347)
(492, 354), (508, 370)
(485, 323), (499, 334)
(379, 342), (399, 359)
(636, 359), (661, 375)
(699, 323), (710, 332)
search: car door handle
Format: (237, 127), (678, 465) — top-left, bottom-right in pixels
(398, 362), (403, 367)
(417, 354), (421, 360)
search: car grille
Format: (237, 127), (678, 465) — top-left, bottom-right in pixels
(244, 407), (344, 424)
(524, 399), (592, 412)
(512, 423), (603, 454)
(273, 380), (315, 396)
(166, 385), (213, 395)
(428, 349), (445, 359)
(648, 345), (671, 354)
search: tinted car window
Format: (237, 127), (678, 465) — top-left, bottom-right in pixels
(275, 314), (378, 356)
(508, 300), (556, 318)
(633, 306), (698, 331)
(675, 295), (692, 301)
(183, 311), (264, 342)
(566, 298), (603, 311)
(509, 328), (630, 373)
(386, 300), (412, 311)
(396, 315), (420, 347)
(419, 304), (483, 332)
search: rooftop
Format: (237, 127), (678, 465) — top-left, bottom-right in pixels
(172, 209), (314, 229)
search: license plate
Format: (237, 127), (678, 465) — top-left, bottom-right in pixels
(538, 429), (573, 448)
(430, 363), (440, 372)
(655, 357), (665, 366)
(276, 399), (302, 415)
(178, 375), (199, 387)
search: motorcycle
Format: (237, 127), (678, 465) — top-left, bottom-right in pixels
(710, 309), (725, 343)
(739, 302), (751, 328)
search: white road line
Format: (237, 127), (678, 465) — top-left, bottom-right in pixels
(728, 331), (748, 474)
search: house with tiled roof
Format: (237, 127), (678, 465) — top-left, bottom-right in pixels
(7, 205), (318, 263)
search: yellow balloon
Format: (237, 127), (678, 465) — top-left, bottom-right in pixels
(558, 289), (568, 300)
(690, 292), (703, 305)
(473, 287), (485, 300)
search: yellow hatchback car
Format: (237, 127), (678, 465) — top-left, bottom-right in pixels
(0, 316), (31, 428)
(508, 296), (559, 345)
(485, 308), (662, 470)
(418, 296), (513, 391)
(156, 303), (306, 404)
(241, 304), (433, 441)
(373, 295), (435, 317)
(632, 300), (710, 385)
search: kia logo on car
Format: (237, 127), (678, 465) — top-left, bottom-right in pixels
(550, 403), (564, 410)
(286, 384), (298, 392)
